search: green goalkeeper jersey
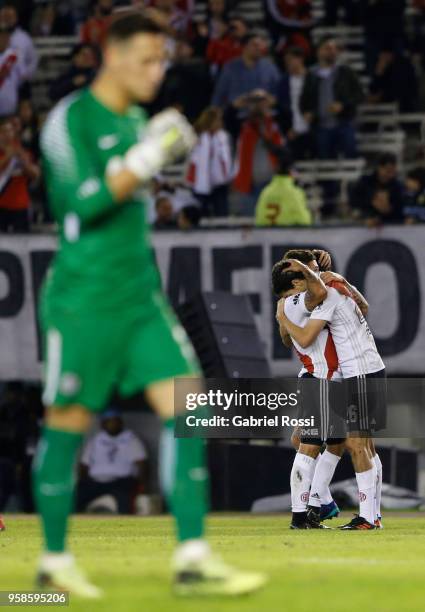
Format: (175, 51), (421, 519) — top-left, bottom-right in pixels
(40, 88), (160, 317)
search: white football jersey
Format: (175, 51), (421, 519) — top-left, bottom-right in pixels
(81, 430), (147, 483)
(310, 286), (385, 378)
(284, 291), (340, 380)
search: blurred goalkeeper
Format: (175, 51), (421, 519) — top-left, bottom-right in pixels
(33, 12), (265, 599)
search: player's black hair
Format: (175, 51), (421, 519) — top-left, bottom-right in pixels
(275, 147), (293, 175)
(284, 46), (305, 59)
(377, 152), (397, 167)
(0, 2), (17, 11)
(0, 114), (15, 126)
(283, 249), (315, 264)
(240, 32), (263, 47)
(407, 167), (425, 190)
(106, 11), (165, 43)
(229, 15), (248, 26)
(317, 35), (338, 49)
(180, 205), (201, 228)
(272, 260), (304, 296)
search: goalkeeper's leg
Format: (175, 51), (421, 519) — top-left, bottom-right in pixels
(146, 377), (266, 596)
(32, 405), (102, 599)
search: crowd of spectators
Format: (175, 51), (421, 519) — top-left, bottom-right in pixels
(0, 0), (424, 231)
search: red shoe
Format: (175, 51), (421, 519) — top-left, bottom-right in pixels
(374, 518), (383, 529)
(0, 515), (5, 531)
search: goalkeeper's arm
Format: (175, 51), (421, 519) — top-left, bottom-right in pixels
(107, 109), (196, 204)
(43, 108), (195, 224)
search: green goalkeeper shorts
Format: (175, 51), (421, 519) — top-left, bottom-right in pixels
(40, 291), (200, 411)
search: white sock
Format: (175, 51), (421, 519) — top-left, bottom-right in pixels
(290, 452), (316, 512)
(356, 466), (377, 524)
(373, 453), (383, 519)
(174, 539), (211, 567)
(309, 450), (341, 507)
(40, 552), (74, 571)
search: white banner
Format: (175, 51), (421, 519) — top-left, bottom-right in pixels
(1, 226), (424, 380)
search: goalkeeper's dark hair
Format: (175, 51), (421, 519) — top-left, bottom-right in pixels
(272, 260), (304, 296)
(106, 11), (165, 43)
(283, 249), (315, 265)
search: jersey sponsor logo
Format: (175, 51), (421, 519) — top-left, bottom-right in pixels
(78, 177), (100, 198)
(98, 134), (120, 150)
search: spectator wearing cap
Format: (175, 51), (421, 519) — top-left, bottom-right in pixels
(255, 149), (312, 226)
(403, 167), (425, 224)
(300, 36), (363, 159)
(77, 409), (148, 515)
(278, 46), (312, 159)
(49, 43), (98, 102)
(349, 153), (404, 225)
(211, 32), (281, 110)
(0, 4), (38, 80)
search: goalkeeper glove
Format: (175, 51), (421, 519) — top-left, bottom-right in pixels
(125, 108), (196, 183)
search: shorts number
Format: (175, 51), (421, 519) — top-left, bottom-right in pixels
(265, 203), (280, 225)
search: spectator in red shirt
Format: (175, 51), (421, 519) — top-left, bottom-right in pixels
(206, 17), (248, 70)
(0, 116), (40, 233)
(80, 0), (114, 49)
(232, 91), (285, 215)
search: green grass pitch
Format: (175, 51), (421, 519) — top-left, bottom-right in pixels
(1, 513), (424, 612)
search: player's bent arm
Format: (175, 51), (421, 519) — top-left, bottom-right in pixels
(284, 259), (327, 310)
(279, 324), (292, 348)
(321, 271), (369, 316)
(276, 298), (292, 347)
(108, 109), (197, 205)
(302, 265), (327, 310)
(284, 317), (327, 349)
(345, 283), (369, 316)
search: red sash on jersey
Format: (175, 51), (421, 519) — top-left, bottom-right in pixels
(0, 51), (18, 88)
